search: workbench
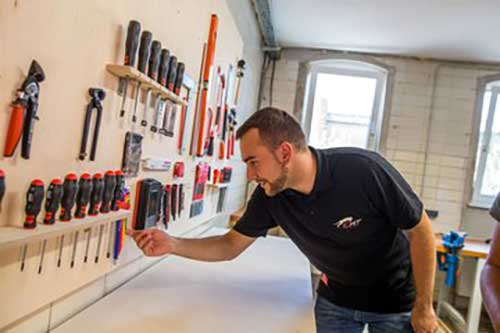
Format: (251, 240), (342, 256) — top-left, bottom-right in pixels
(435, 235), (490, 333)
(51, 228), (316, 333)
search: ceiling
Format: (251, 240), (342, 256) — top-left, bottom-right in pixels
(269, 0), (500, 63)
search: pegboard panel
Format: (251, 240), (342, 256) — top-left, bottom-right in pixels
(0, 0), (246, 328)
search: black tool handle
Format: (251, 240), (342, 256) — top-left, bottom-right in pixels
(178, 184), (184, 216)
(24, 180), (45, 229)
(89, 174), (104, 216)
(43, 179), (63, 225)
(111, 171), (124, 211)
(75, 174), (93, 219)
(79, 102), (93, 160)
(138, 31), (152, 74)
(174, 62), (185, 95)
(124, 20), (141, 66)
(60, 174), (78, 222)
(163, 185), (171, 227)
(0, 170), (5, 208)
(21, 96), (39, 159)
(89, 89), (105, 161)
(148, 41), (162, 80)
(171, 184), (178, 220)
(100, 171), (116, 213)
(158, 49), (170, 86)
(166, 56), (178, 91)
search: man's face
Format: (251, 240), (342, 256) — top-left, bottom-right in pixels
(240, 128), (289, 196)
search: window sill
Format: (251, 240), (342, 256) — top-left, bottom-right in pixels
(467, 201), (492, 210)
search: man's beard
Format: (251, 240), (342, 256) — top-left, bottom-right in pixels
(262, 165), (288, 197)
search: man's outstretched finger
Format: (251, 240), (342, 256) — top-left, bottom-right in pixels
(138, 234), (153, 249)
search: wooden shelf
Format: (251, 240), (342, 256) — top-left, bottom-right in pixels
(106, 64), (187, 106)
(0, 210), (131, 250)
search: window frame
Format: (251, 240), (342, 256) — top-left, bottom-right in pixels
(471, 85), (500, 208)
(303, 62), (386, 151)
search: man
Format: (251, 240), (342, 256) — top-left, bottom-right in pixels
(128, 107), (438, 333)
(481, 192), (500, 332)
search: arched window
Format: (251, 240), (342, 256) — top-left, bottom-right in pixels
(302, 59), (390, 151)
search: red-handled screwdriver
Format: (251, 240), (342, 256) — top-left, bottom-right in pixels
(75, 173), (93, 219)
(60, 173), (78, 222)
(88, 173), (104, 216)
(100, 171), (116, 214)
(111, 170), (124, 211)
(24, 179), (44, 229)
(43, 178), (63, 225)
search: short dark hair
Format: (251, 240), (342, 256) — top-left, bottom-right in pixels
(236, 107), (307, 151)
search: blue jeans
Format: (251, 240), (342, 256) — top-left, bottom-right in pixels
(315, 295), (413, 333)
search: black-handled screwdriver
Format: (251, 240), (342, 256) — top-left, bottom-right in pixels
(60, 173), (78, 222)
(24, 179), (45, 229)
(43, 178), (63, 225)
(111, 170), (124, 211)
(140, 41), (162, 127)
(75, 173), (93, 219)
(88, 173), (104, 216)
(132, 31), (153, 123)
(100, 171), (116, 213)
(120, 20), (141, 117)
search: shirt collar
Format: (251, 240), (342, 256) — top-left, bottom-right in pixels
(309, 146), (330, 195)
(283, 146), (330, 197)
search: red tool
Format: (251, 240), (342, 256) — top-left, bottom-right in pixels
(60, 173), (78, 222)
(24, 179), (45, 229)
(213, 169), (220, 185)
(173, 162), (185, 178)
(4, 60), (45, 159)
(111, 170), (124, 211)
(190, 43), (207, 156)
(75, 173), (93, 219)
(100, 171), (116, 213)
(43, 178), (63, 225)
(196, 14), (218, 157)
(88, 173), (104, 216)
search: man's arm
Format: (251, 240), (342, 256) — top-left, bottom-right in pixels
(408, 211), (438, 333)
(127, 228), (256, 262)
(481, 224), (500, 332)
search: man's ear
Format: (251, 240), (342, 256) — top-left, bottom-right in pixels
(279, 142), (293, 164)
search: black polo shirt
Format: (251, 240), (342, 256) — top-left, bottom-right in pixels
(233, 147), (423, 313)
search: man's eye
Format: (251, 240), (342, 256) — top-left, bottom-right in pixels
(251, 161), (258, 167)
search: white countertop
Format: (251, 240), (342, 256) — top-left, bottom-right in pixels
(52, 228), (316, 333)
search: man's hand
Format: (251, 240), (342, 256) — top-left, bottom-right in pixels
(127, 229), (174, 257)
(411, 303), (438, 333)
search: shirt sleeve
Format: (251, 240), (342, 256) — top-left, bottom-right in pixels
(233, 186), (277, 238)
(363, 155), (423, 230)
(490, 192), (500, 222)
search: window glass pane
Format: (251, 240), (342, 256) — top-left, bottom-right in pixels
(481, 94), (500, 196)
(309, 73), (377, 149)
(473, 91), (491, 183)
